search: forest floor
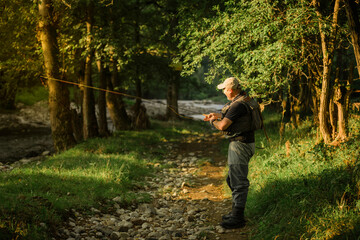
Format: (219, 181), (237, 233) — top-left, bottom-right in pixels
(54, 131), (251, 240)
(1, 100), (252, 239)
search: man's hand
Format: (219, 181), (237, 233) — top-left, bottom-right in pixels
(203, 113), (232, 131)
(203, 113), (221, 121)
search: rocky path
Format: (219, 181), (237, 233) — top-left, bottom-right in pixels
(55, 132), (250, 240)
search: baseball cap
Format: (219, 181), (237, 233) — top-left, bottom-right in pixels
(217, 77), (241, 90)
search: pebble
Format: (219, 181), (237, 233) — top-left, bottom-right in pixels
(0, 155), (45, 172)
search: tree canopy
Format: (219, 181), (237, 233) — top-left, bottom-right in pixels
(1, 0), (359, 147)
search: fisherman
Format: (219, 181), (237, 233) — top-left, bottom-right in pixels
(203, 77), (256, 229)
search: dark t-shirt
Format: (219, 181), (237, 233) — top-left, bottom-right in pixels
(223, 101), (255, 143)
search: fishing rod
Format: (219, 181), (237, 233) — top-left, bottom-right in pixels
(41, 76), (216, 118)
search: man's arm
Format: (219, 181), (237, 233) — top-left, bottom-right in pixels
(212, 117), (232, 131)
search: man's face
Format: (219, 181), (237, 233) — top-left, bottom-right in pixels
(223, 88), (232, 100)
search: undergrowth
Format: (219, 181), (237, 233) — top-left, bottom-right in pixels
(241, 113), (360, 239)
(15, 86), (48, 106)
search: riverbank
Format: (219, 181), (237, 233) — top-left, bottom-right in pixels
(0, 99), (223, 164)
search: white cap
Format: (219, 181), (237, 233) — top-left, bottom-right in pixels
(217, 77), (241, 90)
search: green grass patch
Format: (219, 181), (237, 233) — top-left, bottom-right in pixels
(15, 86), (48, 106)
(221, 114), (360, 239)
(241, 116), (360, 239)
(0, 119), (210, 239)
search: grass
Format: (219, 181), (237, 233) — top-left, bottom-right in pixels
(240, 112), (360, 239)
(0, 119), (211, 240)
(15, 86), (48, 106)
(3, 87), (360, 239)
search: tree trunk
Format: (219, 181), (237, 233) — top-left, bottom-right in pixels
(0, 73), (17, 109)
(279, 90), (290, 139)
(82, 3), (99, 139)
(344, 63), (354, 127)
(38, 0), (75, 151)
(289, 78), (300, 129)
(106, 66), (131, 131)
(135, 75), (142, 111)
(309, 76), (321, 127)
(166, 72), (180, 120)
(329, 97), (337, 138)
(132, 74), (150, 130)
(333, 60), (354, 142)
(313, 0), (341, 143)
(96, 59), (110, 137)
(132, 8), (150, 130)
(345, 0), (360, 77)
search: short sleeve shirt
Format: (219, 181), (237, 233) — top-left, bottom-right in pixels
(223, 101), (255, 143)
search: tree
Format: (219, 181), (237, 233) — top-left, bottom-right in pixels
(82, 1), (99, 139)
(177, 0), (357, 144)
(345, 0), (360, 77)
(313, 0), (341, 144)
(96, 58), (110, 136)
(38, 0), (75, 151)
(0, 0), (42, 109)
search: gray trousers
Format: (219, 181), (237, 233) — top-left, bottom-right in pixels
(226, 141), (255, 208)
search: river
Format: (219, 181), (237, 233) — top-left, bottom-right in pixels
(0, 100), (224, 164)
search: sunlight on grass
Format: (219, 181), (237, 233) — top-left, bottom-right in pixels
(1, 114), (358, 239)
(241, 115), (360, 239)
(0, 119), (213, 239)
(218, 113), (360, 239)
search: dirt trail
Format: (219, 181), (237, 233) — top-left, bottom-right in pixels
(54, 131), (251, 240)
(174, 132), (250, 240)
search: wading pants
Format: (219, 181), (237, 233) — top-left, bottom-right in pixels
(226, 141), (255, 208)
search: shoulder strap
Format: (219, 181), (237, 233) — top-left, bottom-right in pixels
(259, 110), (271, 142)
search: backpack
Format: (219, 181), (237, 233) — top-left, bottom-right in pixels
(221, 95), (267, 137)
(241, 99), (270, 142)
(242, 99), (263, 131)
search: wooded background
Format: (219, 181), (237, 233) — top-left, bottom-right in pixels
(1, 0), (359, 151)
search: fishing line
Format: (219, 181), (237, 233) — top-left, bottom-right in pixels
(41, 76), (207, 120)
(42, 76), (269, 146)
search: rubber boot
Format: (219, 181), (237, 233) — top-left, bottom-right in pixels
(220, 207), (246, 229)
(222, 202), (234, 220)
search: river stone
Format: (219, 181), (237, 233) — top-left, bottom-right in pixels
(138, 203), (156, 216)
(112, 196), (122, 202)
(42, 150), (50, 156)
(118, 220), (133, 232)
(156, 208), (168, 216)
(131, 218), (145, 225)
(73, 226), (84, 234)
(110, 231), (120, 240)
(159, 235), (171, 240)
(147, 231), (161, 239)
(68, 222), (76, 227)
(215, 225), (225, 233)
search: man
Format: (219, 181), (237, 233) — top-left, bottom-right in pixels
(203, 77), (256, 229)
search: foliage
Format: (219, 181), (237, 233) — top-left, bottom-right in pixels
(178, 0), (317, 98)
(0, 0), (42, 109)
(15, 86), (49, 106)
